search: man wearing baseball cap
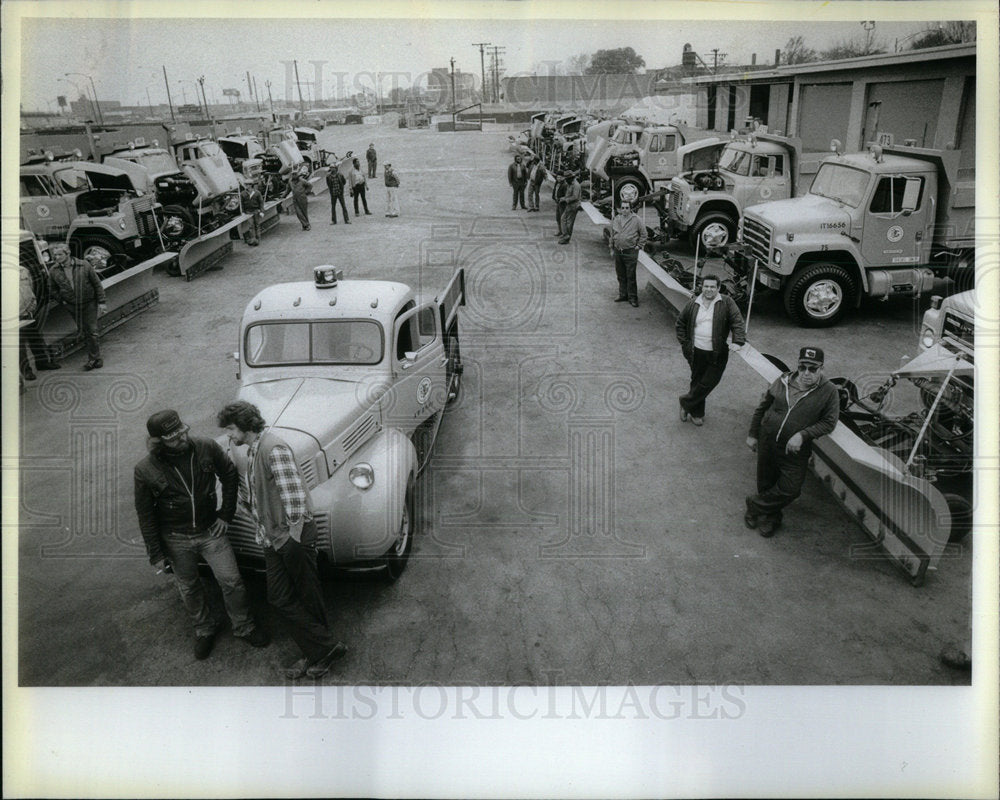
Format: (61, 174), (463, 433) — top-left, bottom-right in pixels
(134, 410), (269, 659)
(745, 347), (840, 537)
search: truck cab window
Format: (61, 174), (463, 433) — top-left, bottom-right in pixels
(870, 176), (924, 214)
(20, 176), (50, 197)
(394, 300), (417, 360)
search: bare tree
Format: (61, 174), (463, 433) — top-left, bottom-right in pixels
(564, 52), (591, 75)
(781, 35), (818, 65)
(908, 21), (977, 49)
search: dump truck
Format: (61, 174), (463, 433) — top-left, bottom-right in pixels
(666, 133), (802, 250)
(222, 265), (466, 579)
(734, 142), (974, 326)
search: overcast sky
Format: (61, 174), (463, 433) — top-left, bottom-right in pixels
(13, 6), (947, 111)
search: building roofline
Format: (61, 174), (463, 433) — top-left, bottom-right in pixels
(665, 42), (975, 87)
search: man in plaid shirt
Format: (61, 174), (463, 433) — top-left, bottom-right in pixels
(218, 401), (346, 680)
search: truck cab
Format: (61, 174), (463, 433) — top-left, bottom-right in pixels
(592, 124), (693, 207)
(738, 142), (973, 326)
(225, 266), (465, 578)
(668, 133), (799, 250)
(167, 133), (245, 232)
(20, 159), (163, 265)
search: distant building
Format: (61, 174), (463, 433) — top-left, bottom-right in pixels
(501, 73), (659, 112)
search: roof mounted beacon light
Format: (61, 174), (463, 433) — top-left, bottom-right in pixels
(314, 265), (344, 288)
(830, 139), (842, 156)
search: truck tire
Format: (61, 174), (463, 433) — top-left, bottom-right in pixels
(613, 176), (645, 207)
(944, 493), (972, 544)
(689, 211), (737, 252)
(382, 480), (415, 582)
(74, 234), (125, 265)
(783, 263), (856, 327)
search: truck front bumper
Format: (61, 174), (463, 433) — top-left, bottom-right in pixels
(756, 267), (782, 290)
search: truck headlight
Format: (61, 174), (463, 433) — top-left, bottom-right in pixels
(920, 327), (935, 349)
(772, 249), (782, 265)
(684, 199), (690, 213)
(349, 463), (375, 490)
(119, 219), (127, 231)
(225, 196), (241, 212)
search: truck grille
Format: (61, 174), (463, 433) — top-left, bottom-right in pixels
(742, 217), (772, 265)
(943, 312), (974, 361)
(668, 187), (682, 217)
(136, 208), (158, 237)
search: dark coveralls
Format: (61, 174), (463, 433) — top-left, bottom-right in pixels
(747, 373), (840, 523)
(289, 174), (310, 230)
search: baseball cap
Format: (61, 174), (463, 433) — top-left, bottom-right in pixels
(798, 346), (824, 365)
(146, 409), (190, 440)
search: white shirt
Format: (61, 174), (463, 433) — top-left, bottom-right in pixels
(693, 294), (721, 351)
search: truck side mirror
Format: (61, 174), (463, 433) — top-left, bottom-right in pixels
(901, 178), (921, 214)
(400, 351), (418, 369)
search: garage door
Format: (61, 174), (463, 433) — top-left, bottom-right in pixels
(797, 83), (852, 152)
(864, 79), (945, 149)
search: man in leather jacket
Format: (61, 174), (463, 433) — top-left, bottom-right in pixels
(134, 409), (269, 659)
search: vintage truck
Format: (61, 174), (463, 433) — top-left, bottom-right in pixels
(587, 122), (713, 208)
(665, 133), (801, 250)
(223, 266), (466, 579)
(19, 158), (165, 265)
(734, 142), (974, 326)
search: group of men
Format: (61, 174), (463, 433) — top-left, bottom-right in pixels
(285, 143), (400, 230)
(135, 403), (346, 680)
(19, 241), (108, 382)
(506, 154), (584, 247)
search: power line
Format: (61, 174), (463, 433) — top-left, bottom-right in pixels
(472, 42), (490, 104)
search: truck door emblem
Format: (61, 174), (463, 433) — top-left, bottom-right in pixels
(36, 204), (50, 218)
(657, 157), (668, 166)
(886, 225), (904, 242)
(759, 186), (772, 199)
(416, 377), (432, 405)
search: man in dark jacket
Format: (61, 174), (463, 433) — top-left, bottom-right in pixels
(285, 167), (311, 230)
(134, 409), (269, 659)
(745, 347), (840, 536)
(557, 172), (582, 244)
(552, 172), (568, 236)
(675, 275), (746, 424)
(507, 155), (528, 210)
(19, 241), (61, 378)
(366, 143), (378, 179)
(325, 167), (350, 224)
(48, 243), (107, 370)
(527, 156), (545, 212)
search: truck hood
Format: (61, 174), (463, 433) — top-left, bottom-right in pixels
(744, 193), (852, 232)
(78, 161), (146, 193)
(238, 377), (370, 447)
(271, 140), (304, 169)
(677, 138), (726, 173)
(181, 157), (240, 198)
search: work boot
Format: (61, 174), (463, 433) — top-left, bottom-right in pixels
(194, 632), (216, 660)
(22, 368), (37, 382)
(305, 642), (348, 679)
(239, 627), (271, 648)
(743, 498), (758, 529)
(36, 361), (61, 371)
(757, 517), (777, 537)
(284, 657), (310, 680)
(615, 295), (628, 303)
(940, 646), (972, 670)
(679, 399), (689, 422)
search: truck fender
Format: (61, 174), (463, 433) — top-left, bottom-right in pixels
(312, 426), (417, 563)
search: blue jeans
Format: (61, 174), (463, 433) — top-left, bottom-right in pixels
(163, 527), (255, 637)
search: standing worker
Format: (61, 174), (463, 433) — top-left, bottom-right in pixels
(286, 168), (311, 231)
(675, 274), (746, 424)
(134, 409), (269, 660)
(19, 240), (60, 378)
(48, 242), (107, 370)
(528, 156), (545, 212)
(507, 154), (528, 211)
(349, 157), (371, 216)
(553, 172), (568, 237)
(325, 166), (350, 225)
(745, 347), (840, 537)
(366, 143), (378, 179)
(557, 172), (582, 245)
(242, 182), (264, 246)
(384, 163), (400, 218)
(218, 401), (347, 681)
(607, 200), (648, 308)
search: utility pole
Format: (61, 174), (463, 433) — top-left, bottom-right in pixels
(265, 79), (274, 116)
(163, 65), (175, 120)
(472, 42), (490, 104)
(145, 87), (153, 116)
(252, 75), (261, 112)
(489, 45), (506, 103)
(293, 59), (306, 114)
(197, 74), (210, 119)
(710, 48), (727, 74)
(450, 58), (457, 116)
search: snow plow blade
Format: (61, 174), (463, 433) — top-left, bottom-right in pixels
(259, 197), (288, 236)
(176, 213), (249, 281)
(44, 252), (171, 356)
(576, 202), (954, 586)
(305, 167), (329, 195)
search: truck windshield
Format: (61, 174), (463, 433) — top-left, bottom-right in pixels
(52, 167), (89, 193)
(809, 163), (870, 208)
(136, 153), (178, 174)
(611, 129), (636, 145)
(245, 320), (384, 366)
(719, 148), (752, 176)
